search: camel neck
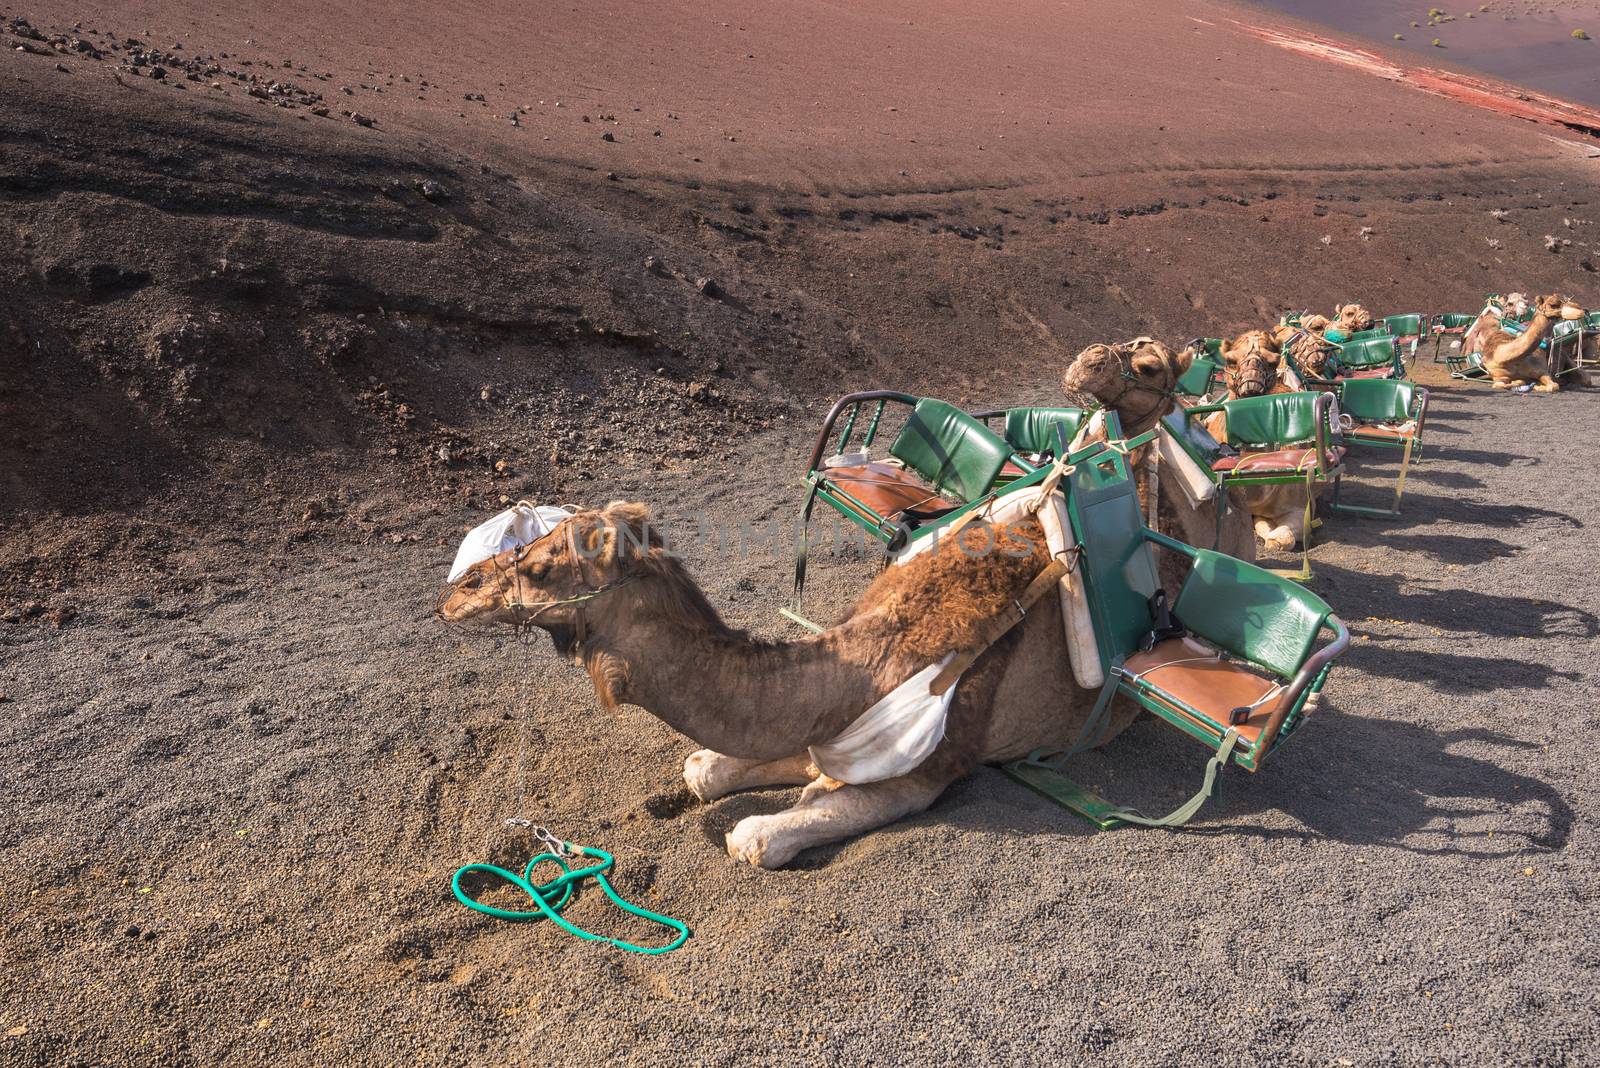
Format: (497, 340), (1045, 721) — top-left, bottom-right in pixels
(590, 604), (882, 761)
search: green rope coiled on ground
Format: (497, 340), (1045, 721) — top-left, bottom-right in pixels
(451, 843), (690, 955)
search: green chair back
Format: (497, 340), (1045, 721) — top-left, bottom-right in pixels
(1585, 312), (1600, 331)
(1385, 314), (1423, 337)
(1217, 392), (1322, 449)
(1002, 407), (1086, 457)
(1177, 356), (1221, 398)
(1552, 318), (1584, 340)
(1346, 327), (1391, 343)
(1063, 450), (1161, 673)
(1174, 550), (1332, 679)
(1434, 313), (1476, 330)
(1339, 378), (1415, 423)
(889, 399), (1011, 504)
(1338, 335), (1398, 370)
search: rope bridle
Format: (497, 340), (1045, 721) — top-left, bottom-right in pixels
(499, 519), (637, 645)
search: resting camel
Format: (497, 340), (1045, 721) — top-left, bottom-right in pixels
(1330, 303), (1372, 335)
(1059, 338), (1256, 585)
(1269, 315), (1341, 382)
(1461, 293), (1585, 392)
(436, 502), (1141, 868)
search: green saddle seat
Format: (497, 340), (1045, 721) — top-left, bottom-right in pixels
(1000, 406), (1088, 458)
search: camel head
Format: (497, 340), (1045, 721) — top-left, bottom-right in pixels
(1545, 295), (1586, 321)
(434, 501), (683, 652)
(1503, 292), (1530, 318)
(1060, 337), (1191, 434)
(1528, 294), (1576, 321)
(1219, 329), (1282, 398)
(1333, 304), (1372, 333)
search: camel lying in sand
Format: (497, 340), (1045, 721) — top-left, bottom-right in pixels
(1199, 332), (1322, 553)
(436, 502), (1140, 868)
(1462, 293), (1586, 392)
(1269, 316), (1341, 381)
(1058, 338), (1256, 581)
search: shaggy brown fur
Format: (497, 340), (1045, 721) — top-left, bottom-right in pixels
(437, 502), (1133, 868)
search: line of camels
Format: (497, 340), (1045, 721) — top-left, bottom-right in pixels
(436, 291), (1587, 868)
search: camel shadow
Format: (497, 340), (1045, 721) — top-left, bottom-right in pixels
(1332, 528), (1521, 566)
(1400, 467), (1484, 491)
(1346, 636), (1582, 693)
(1322, 491), (1581, 535)
(1404, 446), (1536, 468)
(1309, 563), (1599, 640)
(959, 704), (1573, 860)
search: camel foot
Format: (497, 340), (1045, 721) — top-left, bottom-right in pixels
(1534, 378), (1559, 393)
(724, 773), (950, 869)
(683, 750), (815, 802)
(1255, 519), (1297, 552)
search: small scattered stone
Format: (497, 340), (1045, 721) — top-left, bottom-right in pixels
(600, 131), (615, 142)
(147, 65), (165, 80)
(416, 179), (448, 201)
(351, 112), (375, 127)
(695, 276), (723, 298)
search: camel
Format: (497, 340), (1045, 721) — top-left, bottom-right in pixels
(1212, 330), (1299, 398)
(1269, 315), (1341, 382)
(1059, 338), (1256, 585)
(1461, 293), (1585, 392)
(1330, 303), (1372, 336)
(436, 502), (1143, 868)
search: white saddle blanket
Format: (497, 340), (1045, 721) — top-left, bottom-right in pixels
(808, 654), (956, 784)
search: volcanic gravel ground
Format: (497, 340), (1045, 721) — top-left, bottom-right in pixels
(1, 360), (1596, 1066)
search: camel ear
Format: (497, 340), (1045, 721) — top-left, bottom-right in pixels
(1170, 345), (1194, 378)
(598, 500), (662, 567)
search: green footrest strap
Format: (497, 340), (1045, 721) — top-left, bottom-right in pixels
(1011, 728), (1240, 830)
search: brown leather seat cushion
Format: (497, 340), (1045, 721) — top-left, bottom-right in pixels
(1123, 637), (1284, 746)
(823, 462), (961, 523)
(1212, 446), (1344, 475)
(1347, 423), (1416, 442)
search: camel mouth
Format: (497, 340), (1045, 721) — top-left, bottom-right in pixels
(1234, 358), (1272, 397)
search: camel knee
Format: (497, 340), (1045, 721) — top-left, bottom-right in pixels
(684, 750), (814, 802)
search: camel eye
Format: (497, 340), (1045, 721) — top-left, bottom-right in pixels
(528, 562), (551, 581)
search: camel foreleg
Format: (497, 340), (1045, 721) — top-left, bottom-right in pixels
(683, 750), (817, 802)
(1534, 375), (1560, 393)
(724, 767), (955, 869)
